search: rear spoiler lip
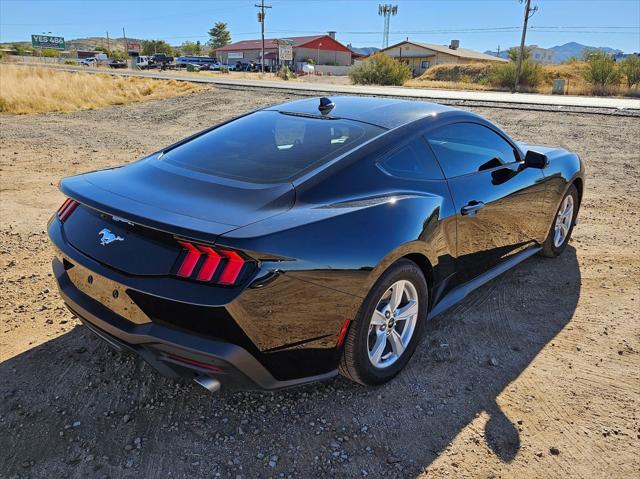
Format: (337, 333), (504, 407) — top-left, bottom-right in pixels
(60, 175), (236, 245)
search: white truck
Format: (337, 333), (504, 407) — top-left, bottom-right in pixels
(134, 56), (151, 70)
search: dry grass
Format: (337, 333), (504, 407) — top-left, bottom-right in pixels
(407, 61), (636, 96)
(0, 64), (206, 114)
(404, 78), (493, 91)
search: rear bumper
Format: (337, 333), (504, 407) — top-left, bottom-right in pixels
(52, 257), (336, 391)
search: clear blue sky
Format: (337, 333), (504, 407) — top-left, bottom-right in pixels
(1, 0), (639, 52)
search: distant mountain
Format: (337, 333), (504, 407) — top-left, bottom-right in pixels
(66, 37), (144, 52)
(350, 46), (379, 55)
(484, 42), (625, 63)
(483, 49), (509, 60)
(550, 42), (623, 62)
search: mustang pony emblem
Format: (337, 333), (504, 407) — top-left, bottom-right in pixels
(98, 228), (124, 246)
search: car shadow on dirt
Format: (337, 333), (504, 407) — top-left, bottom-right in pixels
(0, 247), (580, 478)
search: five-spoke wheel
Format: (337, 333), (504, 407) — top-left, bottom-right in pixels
(339, 259), (427, 386)
(368, 280), (419, 369)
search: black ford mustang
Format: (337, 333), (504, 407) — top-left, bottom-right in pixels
(48, 96), (584, 392)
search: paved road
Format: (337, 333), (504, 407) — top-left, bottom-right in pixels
(17, 63), (640, 110)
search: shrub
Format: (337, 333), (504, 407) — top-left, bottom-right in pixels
(277, 66), (292, 80)
(220, 66), (229, 74)
(64, 59), (78, 65)
(186, 64), (197, 72)
(583, 50), (621, 87)
(619, 55), (640, 88)
(489, 60), (542, 89)
(40, 48), (61, 58)
(349, 53), (412, 86)
(419, 63), (492, 84)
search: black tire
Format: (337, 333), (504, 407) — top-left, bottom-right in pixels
(540, 184), (579, 258)
(339, 259), (428, 386)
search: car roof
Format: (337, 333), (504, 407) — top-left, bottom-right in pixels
(265, 96), (461, 129)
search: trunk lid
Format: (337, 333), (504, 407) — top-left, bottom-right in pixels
(60, 157), (294, 275)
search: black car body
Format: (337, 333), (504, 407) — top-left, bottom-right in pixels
(48, 96), (584, 392)
(108, 59), (127, 69)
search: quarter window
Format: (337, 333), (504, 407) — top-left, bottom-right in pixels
(426, 123), (518, 178)
(378, 138), (443, 181)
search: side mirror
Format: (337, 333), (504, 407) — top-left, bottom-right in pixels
(523, 150), (549, 169)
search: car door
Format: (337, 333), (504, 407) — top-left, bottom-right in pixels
(426, 122), (546, 285)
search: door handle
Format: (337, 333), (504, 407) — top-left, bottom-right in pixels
(461, 201), (485, 216)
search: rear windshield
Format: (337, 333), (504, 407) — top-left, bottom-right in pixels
(161, 111), (384, 183)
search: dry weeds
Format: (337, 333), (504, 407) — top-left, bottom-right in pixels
(0, 64), (206, 114)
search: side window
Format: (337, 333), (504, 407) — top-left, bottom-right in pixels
(378, 138), (443, 181)
(426, 123), (518, 178)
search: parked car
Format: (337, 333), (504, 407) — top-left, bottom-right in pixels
(79, 57), (97, 67)
(48, 96), (584, 393)
(175, 63), (201, 72)
(150, 53), (174, 67)
(108, 59), (127, 69)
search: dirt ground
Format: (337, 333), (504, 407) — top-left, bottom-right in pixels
(0, 87), (638, 479)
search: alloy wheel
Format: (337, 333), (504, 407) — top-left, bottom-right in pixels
(367, 280), (419, 369)
(554, 194), (574, 248)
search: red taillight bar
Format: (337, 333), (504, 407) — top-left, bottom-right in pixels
(195, 245), (221, 282)
(175, 240), (250, 286)
(177, 241), (201, 278)
(57, 198), (79, 222)
(218, 250), (245, 285)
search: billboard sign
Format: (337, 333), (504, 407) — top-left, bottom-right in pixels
(31, 34), (65, 50)
(126, 41), (141, 53)
(278, 44), (293, 61)
(228, 52), (243, 59)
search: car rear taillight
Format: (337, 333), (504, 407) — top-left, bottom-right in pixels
(174, 240), (253, 286)
(57, 198), (79, 222)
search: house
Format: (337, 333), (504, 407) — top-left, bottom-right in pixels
(215, 33), (354, 67)
(527, 45), (555, 64)
(376, 40), (508, 76)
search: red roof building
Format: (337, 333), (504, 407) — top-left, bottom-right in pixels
(215, 34), (354, 66)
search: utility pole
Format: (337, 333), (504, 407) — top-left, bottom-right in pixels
(514, 0), (537, 92)
(497, 45), (500, 57)
(255, 0), (272, 73)
(106, 31), (110, 53)
(378, 4), (398, 49)
(122, 27), (128, 60)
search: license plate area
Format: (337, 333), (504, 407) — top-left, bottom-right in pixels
(65, 259), (152, 325)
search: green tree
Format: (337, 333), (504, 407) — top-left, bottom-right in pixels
(582, 50), (621, 87)
(349, 53), (412, 86)
(141, 40), (174, 56)
(508, 46), (531, 62)
(181, 41), (202, 55)
(208, 22), (231, 51)
(619, 55), (640, 88)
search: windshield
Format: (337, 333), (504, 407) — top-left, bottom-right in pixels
(161, 111), (384, 183)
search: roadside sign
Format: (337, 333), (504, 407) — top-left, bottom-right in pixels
(279, 44), (293, 61)
(126, 41), (141, 53)
(31, 34), (65, 50)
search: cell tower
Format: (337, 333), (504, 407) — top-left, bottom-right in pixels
(378, 4), (398, 49)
